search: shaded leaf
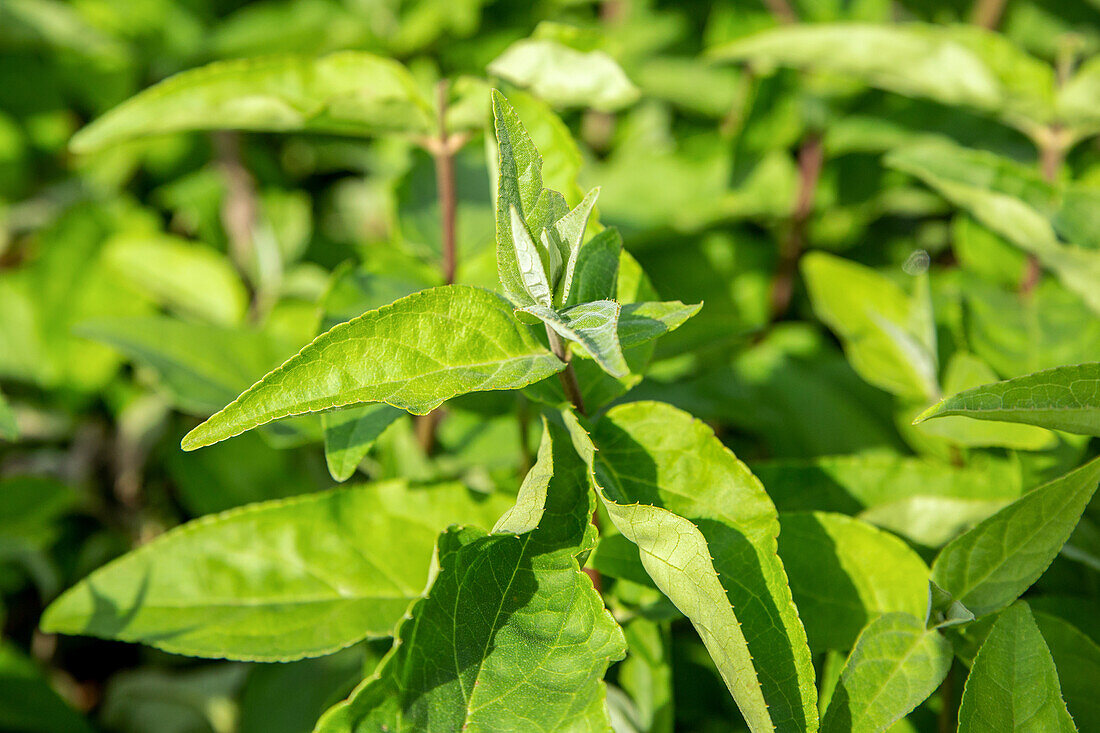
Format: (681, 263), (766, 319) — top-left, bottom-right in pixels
(41, 481), (510, 660)
(0, 641), (94, 733)
(821, 614), (951, 733)
(564, 403), (818, 732)
(778, 512), (929, 653)
(321, 404), (404, 482)
(0, 388), (16, 440)
(317, 421), (624, 732)
(1034, 611), (1100, 732)
(181, 285), (564, 450)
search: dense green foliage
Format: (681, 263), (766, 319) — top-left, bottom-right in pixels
(1, 1), (1099, 731)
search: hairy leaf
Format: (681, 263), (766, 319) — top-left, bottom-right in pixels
(564, 404), (818, 732)
(181, 286), (564, 450)
(321, 404), (404, 482)
(917, 363), (1100, 437)
(317, 421), (624, 732)
(551, 187), (600, 306)
(821, 614), (951, 733)
(958, 603), (1075, 732)
(71, 52), (432, 153)
(41, 481), (510, 661)
(520, 300), (628, 378)
(778, 512), (929, 653)
(931, 456), (1100, 617)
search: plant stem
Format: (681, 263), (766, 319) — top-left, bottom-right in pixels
(969, 0), (1007, 30)
(212, 130), (265, 322)
(416, 80), (465, 454)
(433, 80), (458, 286)
(937, 664), (956, 733)
(545, 326), (587, 416)
(770, 132), (823, 320)
(763, 0), (797, 24)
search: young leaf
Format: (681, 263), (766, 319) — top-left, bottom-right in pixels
(957, 603), (1076, 732)
(40, 481), (511, 661)
(321, 404), (404, 482)
(519, 300), (629, 378)
(508, 205), (554, 306)
(550, 187), (600, 306)
(181, 286), (565, 450)
(820, 614), (952, 733)
(777, 512), (930, 653)
(916, 363), (1100, 437)
(70, 52), (433, 153)
(489, 39), (639, 111)
(931, 456), (1100, 618)
(801, 251), (938, 400)
(493, 90), (560, 307)
(316, 421), (625, 732)
(0, 388), (16, 440)
(564, 404), (819, 732)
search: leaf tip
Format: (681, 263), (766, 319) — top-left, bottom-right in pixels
(912, 402), (944, 425)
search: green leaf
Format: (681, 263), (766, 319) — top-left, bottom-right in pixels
(78, 316), (290, 415)
(801, 251), (938, 400)
(0, 388), (16, 440)
(820, 614), (952, 733)
(617, 301), (704, 349)
(619, 618), (674, 733)
(489, 39), (639, 112)
(777, 512), (930, 653)
(0, 641), (94, 733)
(931, 456), (1100, 618)
(912, 352), (1057, 450)
(508, 204), (554, 306)
(1034, 611), (1100, 732)
(181, 285), (564, 450)
(568, 228), (621, 307)
(520, 300), (629, 378)
(563, 404), (818, 733)
(551, 187), (600, 306)
(957, 602), (1076, 732)
(917, 363), (1100, 438)
(40, 481), (510, 661)
(103, 233), (248, 326)
(493, 90), (565, 307)
(710, 23), (1050, 128)
(321, 404), (404, 482)
(316, 421), (625, 732)
(888, 143), (1100, 315)
(70, 52), (433, 153)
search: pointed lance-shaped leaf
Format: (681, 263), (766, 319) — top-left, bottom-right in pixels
(560, 404), (818, 732)
(957, 603), (1076, 732)
(508, 205), (553, 307)
(181, 285), (564, 451)
(916, 362), (1100, 437)
(40, 481), (511, 661)
(550, 187), (600, 306)
(931, 456), (1100, 617)
(70, 52), (434, 153)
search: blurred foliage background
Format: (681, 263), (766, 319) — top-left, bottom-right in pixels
(1, 0), (1099, 731)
